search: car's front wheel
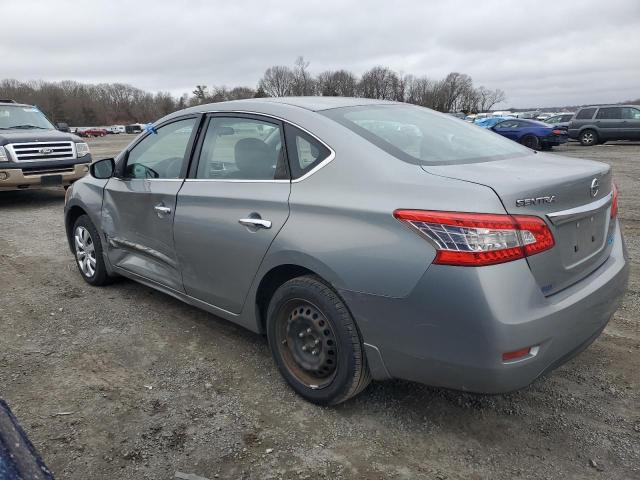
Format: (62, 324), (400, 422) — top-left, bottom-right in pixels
(579, 129), (598, 146)
(266, 275), (371, 405)
(72, 215), (113, 286)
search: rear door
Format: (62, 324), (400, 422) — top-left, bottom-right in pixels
(621, 106), (640, 140)
(101, 116), (200, 291)
(594, 107), (624, 140)
(174, 114), (291, 313)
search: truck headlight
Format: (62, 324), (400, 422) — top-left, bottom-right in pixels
(0, 146), (8, 162)
(76, 142), (90, 157)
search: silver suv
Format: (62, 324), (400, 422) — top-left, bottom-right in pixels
(64, 97), (629, 405)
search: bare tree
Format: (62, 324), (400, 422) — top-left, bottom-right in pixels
(291, 56), (315, 96)
(316, 70), (358, 97)
(359, 66), (399, 100)
(258, 66), (295, 97)
(476, 86), (506, 112)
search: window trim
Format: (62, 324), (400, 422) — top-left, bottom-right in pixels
(284, 123), (334, 181)
(186, 110), (335, 183)
(116, 114), (203, 180)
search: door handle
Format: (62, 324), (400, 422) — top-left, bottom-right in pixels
(238, 218), (272, 229)
(154, 205), (172, 216)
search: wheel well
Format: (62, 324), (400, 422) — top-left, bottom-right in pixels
(65, 206), (87, 252)
(255, 264), (315, 334)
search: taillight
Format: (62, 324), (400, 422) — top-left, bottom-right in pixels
(552, 129), (565, 135)
(611, 183), (618, 219)
(393, 210), (555, 267)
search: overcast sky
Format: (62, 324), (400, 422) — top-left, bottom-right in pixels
(2, 0), (639, 108)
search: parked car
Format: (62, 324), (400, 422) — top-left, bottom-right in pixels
(491, 118), (568, 150)
(474, 116), (514, 129)
(79, 128), (108, 138)
(108, 125), (126, 134)
(125, 123), (145, 134)
(568, 105), (640, 146)
(0, 99), (92, 191)
(543, 113), (575, 129)
(64, 97), (628, 405)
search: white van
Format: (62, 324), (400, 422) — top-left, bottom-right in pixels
(108, 125), (126, 134)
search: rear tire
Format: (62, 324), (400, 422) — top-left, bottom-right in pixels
(266, 275), (371, 405)
(579, 129), (598, 146)
(72, 215), (113, 286)
(521, 134), (540, 150)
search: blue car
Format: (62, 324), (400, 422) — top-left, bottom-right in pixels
(490, 118), (569, 150)
(474, 116), (514, 128)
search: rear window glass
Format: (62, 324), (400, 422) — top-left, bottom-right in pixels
(576, 108), (596, 120)
(322, 105), (532, 165)
(596, 107), (622, 120)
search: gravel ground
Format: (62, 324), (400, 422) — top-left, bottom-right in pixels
(1, 136), (638, 480)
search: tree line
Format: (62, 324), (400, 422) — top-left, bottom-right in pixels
(0, 57), (506, 126)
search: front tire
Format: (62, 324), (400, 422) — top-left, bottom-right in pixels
(266, 275), (371, 405)
(72, 215), (113, 286)
(580, 129), (598, 146)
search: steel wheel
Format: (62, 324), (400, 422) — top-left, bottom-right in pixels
(275, 299), (338, 389)
(74, 225), (96, 278)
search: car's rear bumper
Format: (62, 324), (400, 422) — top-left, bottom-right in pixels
(541, 136), (568, 146)
(0, 162), (90, 191)
(341, 222), (629, 393)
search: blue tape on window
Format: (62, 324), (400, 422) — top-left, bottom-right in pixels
(145, 124), (157, 134)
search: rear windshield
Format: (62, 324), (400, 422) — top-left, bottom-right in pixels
(321, 104), (532, 165)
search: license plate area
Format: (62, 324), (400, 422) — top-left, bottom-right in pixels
(556, 211), (608, 268)
(40, 174), (63, 186)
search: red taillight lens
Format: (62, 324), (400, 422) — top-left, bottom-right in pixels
(552, 129), (565, 135)
(611, 183), (618, 219)
(393, 210), (555, 267)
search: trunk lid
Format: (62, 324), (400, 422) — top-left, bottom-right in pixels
(423, 153), (615, 295)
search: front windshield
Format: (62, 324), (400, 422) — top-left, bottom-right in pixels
(0, 105), (55, 130)
(322, 104), (532, 165)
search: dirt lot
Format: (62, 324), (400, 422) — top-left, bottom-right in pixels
(1, 135), (638, 480)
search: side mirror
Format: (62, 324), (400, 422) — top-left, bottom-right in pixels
(90, 158), (115, 179)
(56, 122), (70, 132)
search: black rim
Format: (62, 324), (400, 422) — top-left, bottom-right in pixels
(275, 299), (338, 389)
(523, 136), (537, 149)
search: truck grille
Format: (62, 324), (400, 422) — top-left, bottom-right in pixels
(5, 141), (76, 162)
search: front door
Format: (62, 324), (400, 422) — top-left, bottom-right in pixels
(102, 116), (200, 291)
(174, 114), (291, 313)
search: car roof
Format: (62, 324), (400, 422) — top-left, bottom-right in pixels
(0, 101), (33, 108)
(579, 104), (639, 109)
(184, 96), (400, 114)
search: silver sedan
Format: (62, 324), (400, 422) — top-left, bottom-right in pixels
(64, 97), (629, 404)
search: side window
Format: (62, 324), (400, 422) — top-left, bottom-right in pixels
(621, 107), (640, 120)
(596, 107), (622, 120)
(196, 117), (287, 180)
(124, 118), (197, 179)
(576, 108), (596, 120)
(562, 114), (574, 122)
(284, 124), (331, 179)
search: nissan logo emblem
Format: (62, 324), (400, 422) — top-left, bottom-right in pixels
(590, 178), (599, 198)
